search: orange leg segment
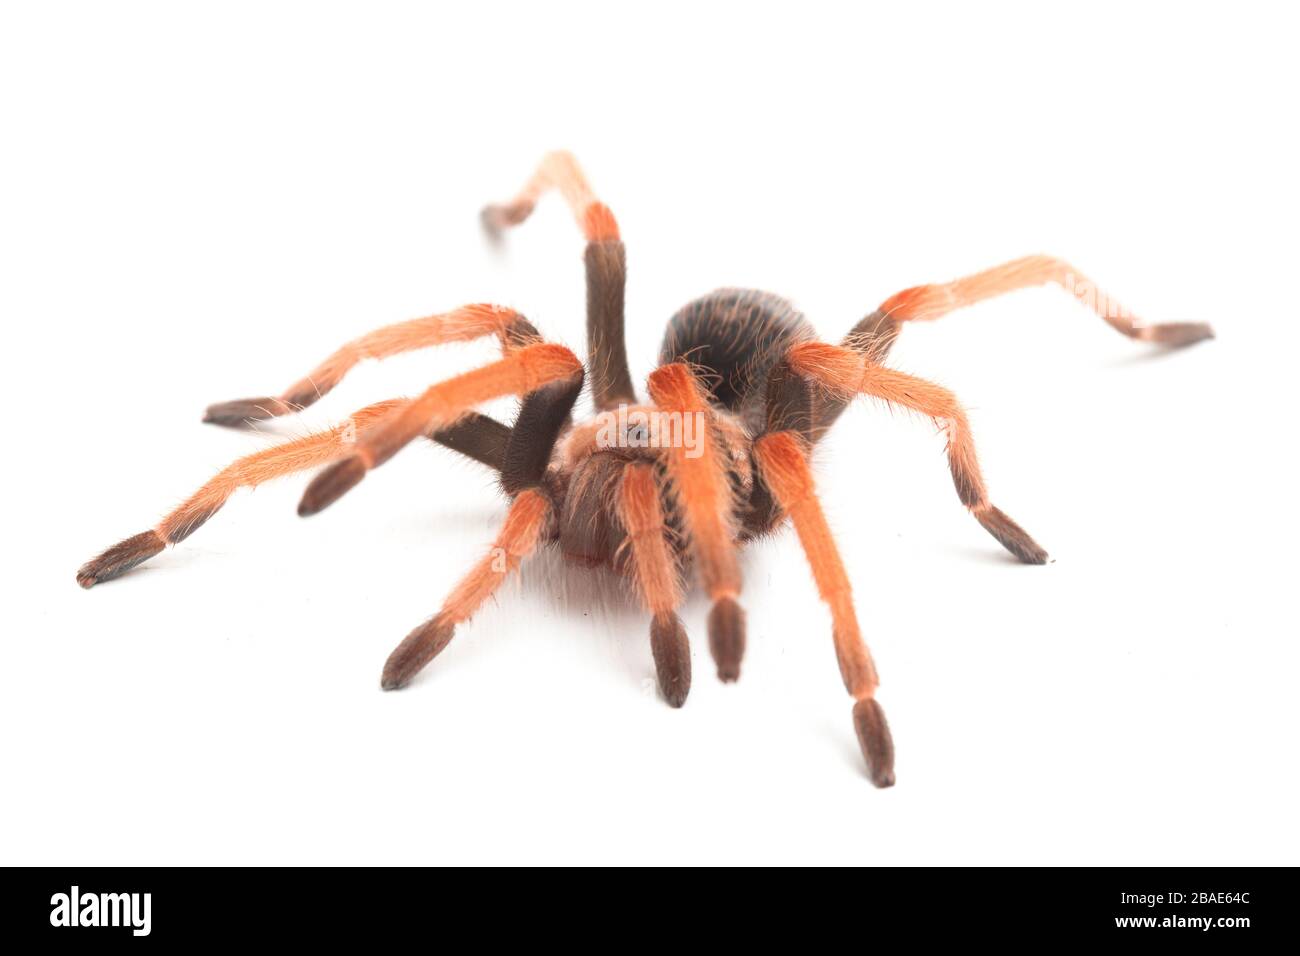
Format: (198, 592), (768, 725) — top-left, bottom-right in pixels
(645, 363), (746, 682)
(876, 254), (1214, 346)
(753, 430), (894, 788)
(203, 304), (540, 427)
(381, 488), (552, 690)
(77, 399), (408, 588)
(790, 341), (1048, 565)
(618, 462), (690, 707)
(298, 343), (583, 516)
(481, 150), (620, 243)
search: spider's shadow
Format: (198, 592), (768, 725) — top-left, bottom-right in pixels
(445, 544), (778, 704)
(417, 546), (655, 697)
(951, 546), (1053, 567)
(1104, 340), (1215, 367)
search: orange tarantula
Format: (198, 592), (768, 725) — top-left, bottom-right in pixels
(77, 152), (1213, 786)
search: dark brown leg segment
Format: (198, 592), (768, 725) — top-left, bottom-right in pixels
(500, 369), (585, 495)
(584, 239), (635, 408)
(430, 412), (512, 471)
(650, 612), (691, 708)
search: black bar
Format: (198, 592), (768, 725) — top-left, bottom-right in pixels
(5, 867), (1293, 945)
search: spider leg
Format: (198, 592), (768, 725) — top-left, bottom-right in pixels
(617, 462), (690, 707)
(863, 254), (1213, 357)
(298, 342), (583, 515)
(483, 151), (634, 409)
(500, 374), (585, 495)
(78, 405), (514, 588)
(203, 304), (542, 426)
(384, 366), (581, 687)
(78, 399), (405, 587)
(741, 356), (817, 535)
(818, 255), (1214, 432)
(428, 412), (513, 472)
(790, 341), (1048, 565)
(646, 363), (746, 682)
(381, 488), (552, 689)
(752, 430), (894, 788)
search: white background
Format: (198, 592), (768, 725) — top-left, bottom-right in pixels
(2, 2), (1297, 865)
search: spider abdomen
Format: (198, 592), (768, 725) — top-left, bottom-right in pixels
(660, 288), (816, 430)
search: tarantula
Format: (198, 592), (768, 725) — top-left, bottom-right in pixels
(77, 152), (1213, 786)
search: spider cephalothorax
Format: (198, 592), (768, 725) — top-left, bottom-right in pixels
(78, 152), (1213, 787)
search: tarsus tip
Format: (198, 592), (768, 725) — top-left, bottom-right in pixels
(380, 615), (456, 692)
(480, 206), (506, 242)
(975, 505), (1049, 565)
(299, 456), (367, 517)
(650, 613), (691, 707)
(1143, 322), (1216, 348)
(76, 531), (166, 590)
(707, 596), (746, 684)
(852, 697), (896, 789)
(202, 397), (282, 428)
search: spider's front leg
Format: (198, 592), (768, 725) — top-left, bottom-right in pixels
(617, 462), (691, 707)
(381, 366), (585, 689)
(646, 364), (746, 683)
(380, 488), (555, 690)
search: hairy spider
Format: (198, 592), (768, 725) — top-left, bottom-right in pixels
(77, 152), (1213, 786)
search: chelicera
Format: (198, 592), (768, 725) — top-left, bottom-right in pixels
(78, 152), (1213, 786)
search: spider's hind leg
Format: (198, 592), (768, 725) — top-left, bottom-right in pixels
(801, 255), (1211, 561)
(816, 255), (1214, 435)
(856, 254), (1212, 362)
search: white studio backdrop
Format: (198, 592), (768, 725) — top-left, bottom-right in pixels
(1, 2), (1296, 865)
